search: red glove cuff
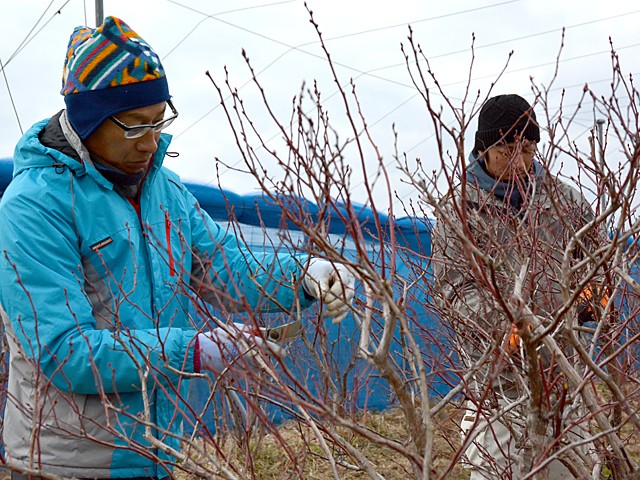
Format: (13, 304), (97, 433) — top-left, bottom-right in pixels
(193, 335), (201, 373)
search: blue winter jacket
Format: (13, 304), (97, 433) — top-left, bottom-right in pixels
(0, 116), (312, 478)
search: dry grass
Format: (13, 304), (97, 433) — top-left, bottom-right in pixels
(175, 392), (640, 479)
(176, 404), (470, 480)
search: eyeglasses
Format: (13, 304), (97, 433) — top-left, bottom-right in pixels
(109, 100), (179, 139)
(494, 140), (537, 159)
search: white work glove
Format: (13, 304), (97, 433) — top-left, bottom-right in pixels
(197, 323), (283, 373)
(303, 258), (356, 323)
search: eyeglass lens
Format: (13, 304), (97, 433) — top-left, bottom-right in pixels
(124, 116), (177, 139)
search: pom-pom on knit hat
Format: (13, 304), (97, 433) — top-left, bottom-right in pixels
(61, 16), (170, 140)
(473, 94), (540, 154)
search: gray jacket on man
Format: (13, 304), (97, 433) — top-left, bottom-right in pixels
(432, 154), (595, 399)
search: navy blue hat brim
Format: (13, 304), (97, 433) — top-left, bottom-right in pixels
(64, 77), (170, 140)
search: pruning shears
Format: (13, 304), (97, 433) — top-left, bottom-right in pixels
(259, 320), (303, 344)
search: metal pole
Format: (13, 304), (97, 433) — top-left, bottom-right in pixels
(596, 118), (605, 168)
(595, 118), (610, 230)
(95, 0), (104, 27)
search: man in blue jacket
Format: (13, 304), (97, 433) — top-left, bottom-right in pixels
(0, 16), (355, 480)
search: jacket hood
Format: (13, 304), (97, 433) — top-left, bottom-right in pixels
(12, 116), (172, 181)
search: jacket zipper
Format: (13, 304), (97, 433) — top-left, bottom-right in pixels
(164, 210), (176, 277)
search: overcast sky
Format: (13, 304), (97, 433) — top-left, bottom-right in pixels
(1, 0), (638, 212)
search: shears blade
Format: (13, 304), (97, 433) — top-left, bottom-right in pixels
(261, 320), (303, 344)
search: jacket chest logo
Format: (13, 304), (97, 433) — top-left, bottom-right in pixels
(90, 237), (113, 252)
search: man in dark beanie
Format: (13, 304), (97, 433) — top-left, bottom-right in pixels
(432, 94), (597, 479)
(0, 16), (355, 480)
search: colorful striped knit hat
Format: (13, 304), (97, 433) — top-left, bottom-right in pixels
(61, 16), (170, 140)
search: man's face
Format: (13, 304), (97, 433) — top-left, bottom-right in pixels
(482, 139), (537, 181)
(84, 102), (167, 174)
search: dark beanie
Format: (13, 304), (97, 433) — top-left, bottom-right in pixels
(473, 94), (540, 154)
(61, 17), (170, 140)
